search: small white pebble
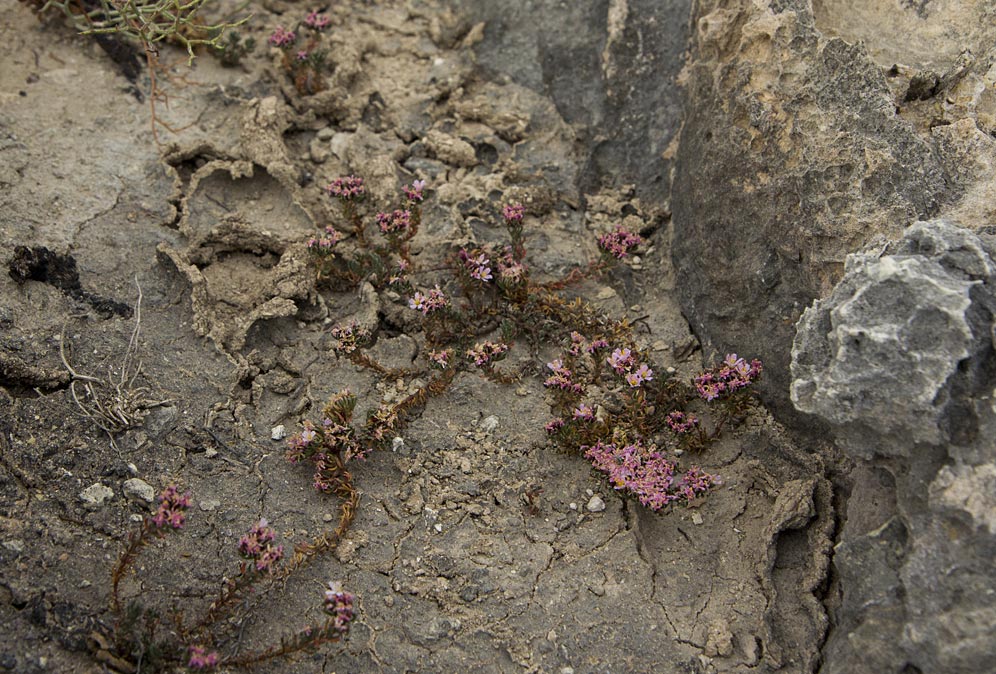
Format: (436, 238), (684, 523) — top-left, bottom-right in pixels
(392, 437), (405, 452)
(586, 495), (606, 512)
(204, 447), (218, 458)
(569, 502), (578, 510)
(692, 512), (704, 525)
(433, 523), (443, 533)
(199, 499), (221, 512)
(271, 425), (286, 441)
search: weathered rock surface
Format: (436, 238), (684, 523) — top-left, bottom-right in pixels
(669, 0), (996, 422)
(792, 219), (996, 673)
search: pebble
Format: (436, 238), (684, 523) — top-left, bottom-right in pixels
(433, 523), (443, 533)
(271, 425), (286, 441)
(392, 436), (406, 453)
(586, 495), (606, 512)
(692, 512), (704, 525)
(122, 478), (155, 504)
(2, 540), (24, 554)
(323, 513), (334, 522)
(569, 502), (578, 510)
(479, 415), (499, 434)
(204, 447), (218, 458)
(199, 499), (221, 512)
(79, 483), (114, 507)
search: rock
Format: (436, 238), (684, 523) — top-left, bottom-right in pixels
(704, 619), (734, 658)
(79, 483), (114, 507)
(671, 1), (948, 425)
(691, 512), (703, 525)
(198, 499), (221, 512)
(122, 478), (155, 504)
(309, 137), (329, 164)
(424, 130), (477, 168)
(479, 415), (499, 434)
(586, 495), (606, 513)
(792, 220), (996, 673)
(271, 425), (286, 441)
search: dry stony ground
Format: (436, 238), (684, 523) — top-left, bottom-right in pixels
(0, 1), (836, 672)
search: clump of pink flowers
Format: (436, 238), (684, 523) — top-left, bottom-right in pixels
(307, 226), (341, 256)
(187, 645), (220, 670)
(268, 26), (296, 48)
(597, 226), (643, 259)
(694, 353), (762, 401)
(584, 440), (719, 511)
(606, 347), (653, 387)
(327, 175), (365, 200)
(238, 519), (284, 574)
(376, 209), (412, 236)
(427, 348), (451, 368)
(324, 582), (356, 633)
(459, 249), (493, 282)
(151, 485), (191, 530)
(467, 341), (509, 366)
(502, 203), (525, 222)
(409, 286), (448, 314)
(544, 358), (585, 394)
(330, 322), (369, 355)
(665, 410), (699, 434)
(305, 9), (331, 30)
(404, 179), (426, 203)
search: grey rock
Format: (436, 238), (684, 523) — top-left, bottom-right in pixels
(122, 478), (155, 504)
(479, 415), (499, 434)
(671, 2), (948, 425)
(79, 483), (114, 507)
(270, 424), (286, 441)
(792, 219), (996, 674)
(586, 495), (606, 512)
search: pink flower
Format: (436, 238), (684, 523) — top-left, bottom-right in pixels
(376, 209), (412, 235)
(607, 347), (634, 374)
(545, 418), (565, 433)
(502, 203), (525, 222)
(467, 341), (509, 366)
(151, 485), (191, 530)
(327, 175), (365, 199)
(305, 10), (331, 30)
(428, 349), (451, 367)
(188, 645), (220, 669)
(597, 226), (643, 259)
(572, 404), (594, 421)
(268, 26), (296, 48)
(409, 286), (447, 314)
(324, 581), (355, 633)
(404, 179), (426, 202)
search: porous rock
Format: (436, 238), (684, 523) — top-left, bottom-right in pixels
(791, 219), (996, 674)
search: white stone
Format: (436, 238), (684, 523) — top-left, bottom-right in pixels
(79, 483), (114, 507)
(586, 495), (606, 512)
(271, 425), (286, 440)
(122, 478), (155, 504)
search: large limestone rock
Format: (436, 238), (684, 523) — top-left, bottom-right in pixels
(792, 219), (996, 673)
(670, 0), (996, 422)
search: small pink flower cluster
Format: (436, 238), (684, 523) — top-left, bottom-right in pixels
(151, 485), (191, 529)
(543, 359), (584, 394)
(694, 354), (762, 401)
(404, 179), (426, 203)
(188, 645), (220, 669)
(268, 26), (296, 48)
(502, 203), (525, 222)
(305, 9), (331, 30)
(327, 175), (365, 199)
(665, 410), (699, 433)
(545, 417), (565, 433)
(494, 245), (525, 283)
(427, 349), (451, 368)
(597, 226), (643, 259)
(238, 519), (284, 573)
(409, 286), (448, 314)
(307, 226), (341, 256)
(467, 341), (509, 366)
(376, 209), (412, 235)
(324, 582), (356, 633)
(330, 322), (368, 355)
(567, 331), (610, 356)
(296, 50), (309, 61)
(572, 403), (594, 421)
(459, 249), (493, 282)
(606, 347), (654, 387)
(583, 440), (718, 511)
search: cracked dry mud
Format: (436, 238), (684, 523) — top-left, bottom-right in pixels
(1, 1), (835, 672)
